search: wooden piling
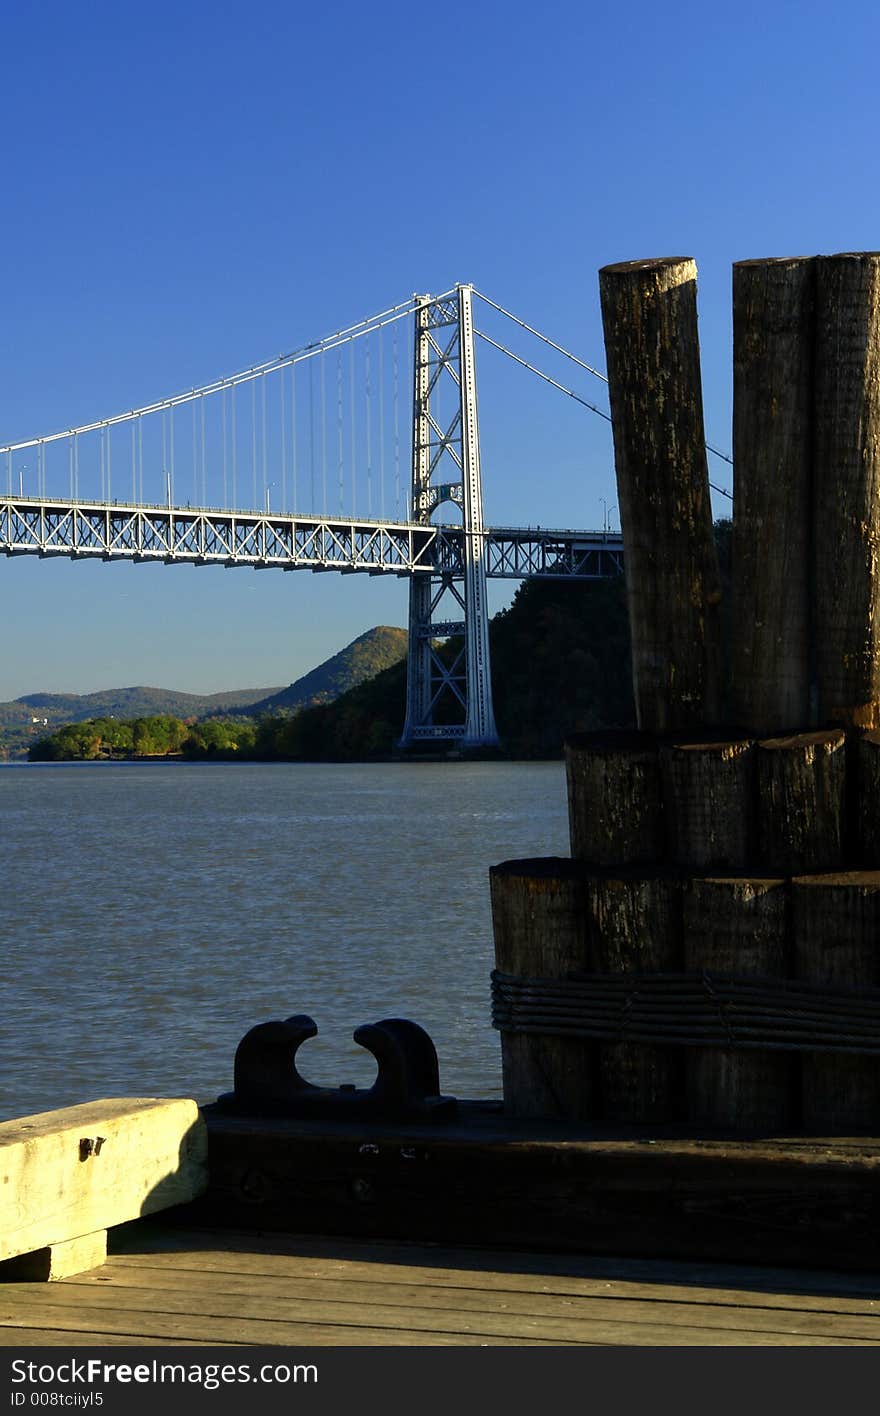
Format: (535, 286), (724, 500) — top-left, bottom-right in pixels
(731, 257), (815, 735)
(856, 731), (880, 866)
(660, 739), (755, 870)
(565, 731), (662, 866)
(584, 872), (684, 1123)
(683, 877), (795, 1130)
(793, 872), (880, 1132)
(598, 257), (722, 733)
(756, 730), (846, 874)
(489, 858), (596, 1120)
(813, 252), (880, 729)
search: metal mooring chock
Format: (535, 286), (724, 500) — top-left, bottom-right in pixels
(217, 1015), (457, 1122)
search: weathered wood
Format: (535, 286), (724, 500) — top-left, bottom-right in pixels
(14, 1264), (880, 1344)
(682, 877), (795, 1129)
(732, 257), (816, 735)
(660, 739), (755, 869)
(584, 873), (684, 1122)
(565, 730), (663, 865)
(194, 1105), (880, 1273)
(489, 859), (596, 1120)
(756, 730), (847, 873)
(0, 1098), (207, 1269)
(855, 730), (880, 866)
(0, 1231), (107, 1282)
(793, 872), (880, 1131)
(598, 256), (722, 733)
(814, 253), (880, 728)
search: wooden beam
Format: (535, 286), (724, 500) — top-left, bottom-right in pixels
(0, 1098), (207, 1275)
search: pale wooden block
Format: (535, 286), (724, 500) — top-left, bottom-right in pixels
(1, 1229), (108, 1281)
(0, 1098), (207, 1264)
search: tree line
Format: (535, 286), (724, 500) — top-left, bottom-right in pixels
(28, 569), (641, 762)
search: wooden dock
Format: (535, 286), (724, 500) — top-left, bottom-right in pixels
(2, 1220), (880, 1347)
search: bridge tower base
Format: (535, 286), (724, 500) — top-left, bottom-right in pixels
(398, 286), (500, 752)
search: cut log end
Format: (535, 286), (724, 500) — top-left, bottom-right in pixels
(599, 257), (696, 281)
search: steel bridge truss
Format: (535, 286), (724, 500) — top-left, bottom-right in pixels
(0, 497), (622, 578)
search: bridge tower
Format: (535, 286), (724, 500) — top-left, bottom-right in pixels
(398, 285), (500, 751)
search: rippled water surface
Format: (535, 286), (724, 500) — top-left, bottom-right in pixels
(1, 760), (568, 1120)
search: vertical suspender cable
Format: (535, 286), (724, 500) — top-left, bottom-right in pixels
(222, 390), (228, 508)
(232, 385), (238, 509)
(321, 354), (327, 515)
(74, 434), (79, 499)
(365, 334), (372, 518)
(99, 426), (105, 501)
(198, 396), (204, 506)
(169, 406), (175, 505)
(291, 364), (297, 514)
(280, 367), (287, 513)
(106, 428), (111, 501)
(309, 360), (315, 511)
(349, 343), (356, 517)
(393, 322), (400, 520)
(192, 402), (198, 505)
(336, 349), (344, 514)
(261, 377), (268, 509)
(131, 423), (136, 502)
(251, 381), (257, 509)
(138, 417), (143, 503)
(378, 326), (385, 520)
(69, 437), (75, 499)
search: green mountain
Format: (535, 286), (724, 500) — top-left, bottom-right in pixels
(7, 624), (409, 761)
(258, 575), (636, 761)
(0, 685), (283, 758)
(245, 626), (408, 716)
(4, 684), (283, 727)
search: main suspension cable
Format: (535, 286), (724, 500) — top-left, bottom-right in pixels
(475, 325), (733, 499)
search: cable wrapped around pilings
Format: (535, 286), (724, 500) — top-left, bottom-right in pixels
(491, 968), (880, 1057)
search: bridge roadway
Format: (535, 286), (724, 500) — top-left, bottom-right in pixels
(0, 495), (624, 581)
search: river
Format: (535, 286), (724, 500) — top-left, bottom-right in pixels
(0, 759), (569, 1121)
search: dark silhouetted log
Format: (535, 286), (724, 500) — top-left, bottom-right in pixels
(856, 731), (880, 866)
(683, 877), (795, 1130)
(660, 739), (755, 869)
(814, 253), (880, 729)
(598, 257), (722, 733)
(489, 858), (596, 1120)
(732, 257), (815, 735)
(565, 731), (662, 866)
(756, 730), (846, 873)
(793, 872), (880, 1132)
(584, 872), (684, 1123)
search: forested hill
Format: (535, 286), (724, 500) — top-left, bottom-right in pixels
(4, 625), (406, 759)
(261, 573), (636, 760)
(260, 518), (731, 760)
(5, 684), (282, 726)
(245, 626), (407, 715)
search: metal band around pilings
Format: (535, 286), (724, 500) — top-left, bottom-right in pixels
(491, 968), (880, 1056)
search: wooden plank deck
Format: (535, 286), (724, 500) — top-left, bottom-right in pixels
(2, 1222), (880, 1346)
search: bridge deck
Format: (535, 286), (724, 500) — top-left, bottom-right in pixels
(2, 1222), (879, 1346)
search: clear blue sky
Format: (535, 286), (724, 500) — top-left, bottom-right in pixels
(2, 0), (878, 699)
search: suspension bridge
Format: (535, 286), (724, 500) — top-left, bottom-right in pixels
(0, 284), (727, 749)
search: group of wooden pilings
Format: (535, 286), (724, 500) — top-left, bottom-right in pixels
(490, 251), (880, 1135)
(491, 728), (880, 1134)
